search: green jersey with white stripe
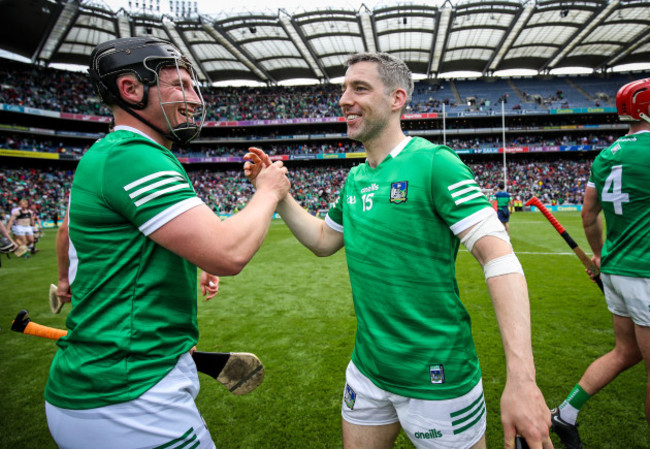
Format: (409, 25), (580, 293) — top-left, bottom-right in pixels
(327, 137), (493, 400)
(45, 129), (203, 409)
(588, 131), (650, 278)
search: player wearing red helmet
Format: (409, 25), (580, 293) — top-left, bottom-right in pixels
(551, 78), (650, 448)
(616, 77), (650, 123)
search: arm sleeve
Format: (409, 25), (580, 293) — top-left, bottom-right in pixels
(430, 148), (493, 235)
(102, 141), (203, 235)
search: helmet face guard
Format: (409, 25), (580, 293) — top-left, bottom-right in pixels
(616, 77), (650, 124)
(89, 37), (206, 144)
(145, 55), (206, 144)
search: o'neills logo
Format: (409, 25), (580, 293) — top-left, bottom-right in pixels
(415, 428), (443, 439)
(360, 183), (379, 194)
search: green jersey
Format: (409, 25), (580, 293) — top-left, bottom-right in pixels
(327, 137), (493, 400)
(45, 128), (203, 409)
(588, 131), (650, 278)
(495, 191), (510, 208)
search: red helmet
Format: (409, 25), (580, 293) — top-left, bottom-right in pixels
(616, 77), (650, 123)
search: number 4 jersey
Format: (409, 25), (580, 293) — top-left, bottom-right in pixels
(326, 136), (494, 401)
(588, 130), (650, 278)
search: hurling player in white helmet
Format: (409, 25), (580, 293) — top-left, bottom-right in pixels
(45, 37), (290, 448)
(550, 78), (650, 449)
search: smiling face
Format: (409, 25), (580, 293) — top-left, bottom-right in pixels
(339, 61), (396, 145)
(148, 65), (203, 138)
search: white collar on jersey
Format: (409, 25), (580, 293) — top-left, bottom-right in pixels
(113, 125), (157, 144)
(389, 136), (412, 159)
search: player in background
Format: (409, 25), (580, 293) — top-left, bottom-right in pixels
(7, 199), (35, 254)
(46, 37), (289, 449)
(495, 182), (512, 235)
(29, 202), (43, 254)
(245, 52), (551, 449)
(0, 219), (18, 266)
(550, 78), (650, 448)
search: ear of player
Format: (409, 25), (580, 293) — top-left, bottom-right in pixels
(11, 309), (265, 395)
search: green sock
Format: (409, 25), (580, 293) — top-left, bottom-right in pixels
(564, 383), (591, 410)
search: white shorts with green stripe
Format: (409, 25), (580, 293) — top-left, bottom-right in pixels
(45, 352), (215, 449)
(602, 273), (650, 326)
(342, 361), (486, 448)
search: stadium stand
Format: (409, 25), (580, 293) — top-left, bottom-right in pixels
(1, 157), (592, 223)
(0, 59), (647, 225)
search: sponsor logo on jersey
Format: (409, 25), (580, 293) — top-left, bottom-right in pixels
(360, 183), (379, 194)
(346, 195), (357, 204)
(611, 143), (621, 154)
(415, 428), (443, 439)
(390, 181), (408, 204)
(430, 364), (445, 384)
(447, 179), (483, 206)
(343, 384), (356, 409)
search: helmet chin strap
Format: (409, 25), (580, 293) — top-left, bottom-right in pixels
(640, 112), (650, 125)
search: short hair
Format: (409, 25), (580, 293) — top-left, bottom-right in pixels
(345, 52), (414, 107)
(498, 182), (504, 189)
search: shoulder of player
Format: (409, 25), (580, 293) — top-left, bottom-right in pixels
(398, 137), (457, 164)
(77, 133), (185, 189)
(94, 132), (178, 166)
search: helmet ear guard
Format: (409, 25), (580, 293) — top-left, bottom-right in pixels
(616, 77), (650, 124)
(88, 37), (205, 144)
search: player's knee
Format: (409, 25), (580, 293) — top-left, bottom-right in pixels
(613, 344), (642, 368)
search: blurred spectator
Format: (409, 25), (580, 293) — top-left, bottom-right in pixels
(1, 158), (592, 221)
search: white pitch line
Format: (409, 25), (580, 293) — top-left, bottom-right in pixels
(459, 249), (588, 256)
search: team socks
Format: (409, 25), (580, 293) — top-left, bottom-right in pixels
(558, 383), (591, 425)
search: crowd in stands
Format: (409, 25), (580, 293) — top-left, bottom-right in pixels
(179, 141), (364, 158)
(0, 58), (628, 121)
(1, 158), (592, 226)
(201, 85), (341, 121)
(466, 159), (590, 206)
(1, 131), (614, 159)
(0, 167), (72, 226)
(0, 134), (90, 155)
(0, 60), (108, 116)
(0, 58), (614, 223)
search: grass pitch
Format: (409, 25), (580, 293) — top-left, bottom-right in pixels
(0, 212), (648, 448)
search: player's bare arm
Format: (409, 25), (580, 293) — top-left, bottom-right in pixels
(460, 230), (553, 449)
(151, 161), (290, 275)
(6, 210), (19, 230)
(581, 185), (603, 274)
(276, 194), (344, 257)
(244, 146), (344, 257)
(55, 212), (72, 303)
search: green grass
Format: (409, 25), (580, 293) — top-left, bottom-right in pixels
(0, 212), (648, 448)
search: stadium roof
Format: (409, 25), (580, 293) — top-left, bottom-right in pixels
(1, 0), (649, 84)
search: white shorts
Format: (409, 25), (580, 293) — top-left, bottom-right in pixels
(46, 352), (216, 449)
(341, 361), (486, 449)
(602, 273), (650, 327)
(11, 225), (33, 236)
